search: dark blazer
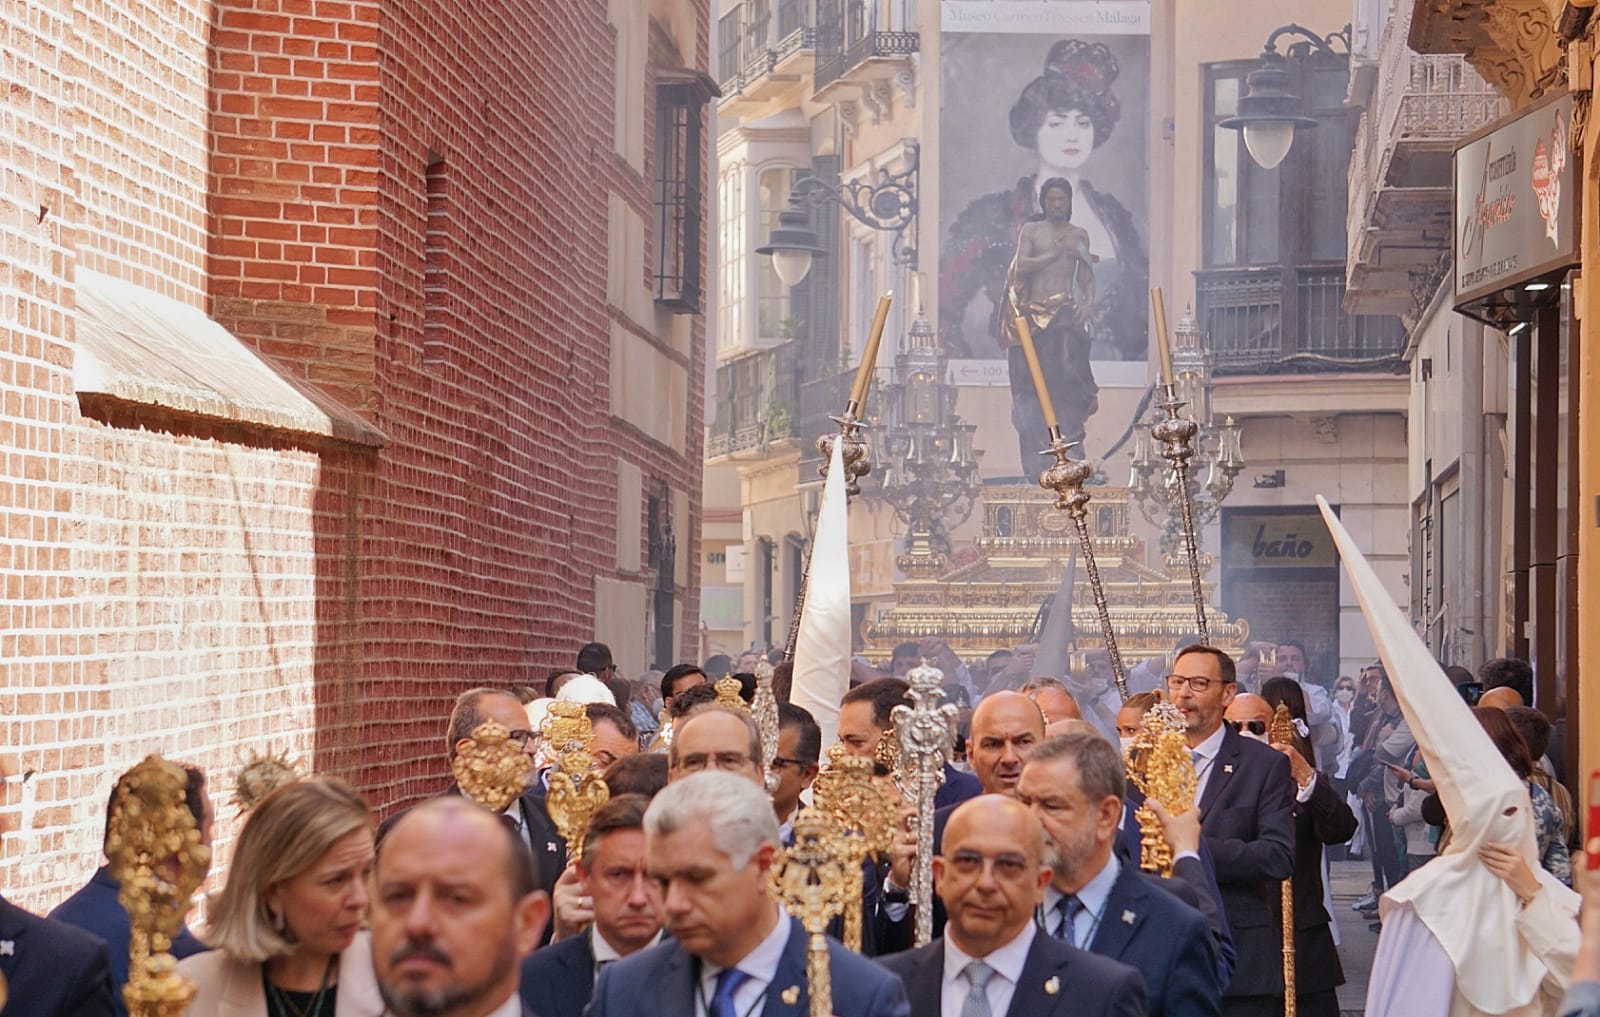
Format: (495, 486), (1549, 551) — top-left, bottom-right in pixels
(933, 764), (981, 811)
(379, 785), (565, 945)
(877, 928), (1146, 1017)
(1115, 801), (1237, 990)
(587, 916), (909, 1017)
(1085, 864), (1221, 1017)
(519, 927), (596, 1017)
(0, 894), (117, 1017)
(48, 866), (210, 1017)
(1194, 726), (1296, 999)
(1289, 772), (1358, 995)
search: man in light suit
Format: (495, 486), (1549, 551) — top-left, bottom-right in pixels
(373, 796), (549, 1017)
(587, 771), (910, 1017)
(1017, 730), (1221, 1016)
(378, 687), (566, 946)
(1166, 645), (1296, 1017)
(519, 795), (663, 1017)
(877, 794), (1145, 1017)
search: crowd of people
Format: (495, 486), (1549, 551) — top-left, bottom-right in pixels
(1, 637), (1595, 1017)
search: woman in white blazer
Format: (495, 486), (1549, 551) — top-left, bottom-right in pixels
(180, 778), (383, 1017)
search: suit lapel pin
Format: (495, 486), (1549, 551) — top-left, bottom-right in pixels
(0, 939), (12, 955)
(781, 985), (801, 1005)
(1121, 909), (1136, 925)
(547, 841), (559, 853)
(1044, 976), (1060, 995)
(1223, 764), (1234, 774)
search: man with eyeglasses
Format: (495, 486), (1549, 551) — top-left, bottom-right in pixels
(773, 704), (822, 841)
(1164, 646), (1295, 1017)
(879, 794), (1146, 1017)
(521, 794), (664, 1017)
(376, 686), (566, 946)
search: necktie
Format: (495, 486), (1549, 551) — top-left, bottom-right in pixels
(959, 960), (994, 1017)
(711, 967), (751, 1017)
(1055, 896), (1086, 945)
(1191, 749), (1202, 767)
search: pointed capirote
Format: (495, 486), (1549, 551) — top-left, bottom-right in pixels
(1315, 495), (1577, 1013)
(791, 435), (853, 755)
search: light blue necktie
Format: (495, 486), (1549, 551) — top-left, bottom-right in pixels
(959, 960), (994, 1017)
(711, 968), (751, 1017)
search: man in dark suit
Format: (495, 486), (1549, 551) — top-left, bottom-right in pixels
(49, 763), (213, 1017)
(840, 678), (981, 808)
(878, 794), (1144, 1017)
(372, 797), (549, 1017)
(377, 686), (566, 947)
(587, 771), (909, 1017)
(1166, 645), (1295, 1017)
(520, 795), (663, 1017)
(0, 893), (117, 1017)
(1017, 729), (1221, 1016)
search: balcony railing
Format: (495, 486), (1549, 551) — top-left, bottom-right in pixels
(718, 0), (816, 97)
(1196, 266), (1406, 375)
(814, 0), (918, 93)
(708, 341), (801, 459)
(795, 364), (857, 476)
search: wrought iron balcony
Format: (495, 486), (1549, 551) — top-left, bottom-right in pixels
(1196, 265), (1406, 375)
(707, 341), (801, 460)
(1345, 3), (1505, 316)
(814, 0), (918, 96)
(796, 364), (858, 477)
(717, 0), (816, 101)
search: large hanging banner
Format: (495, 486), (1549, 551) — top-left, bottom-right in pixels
(938, 0), (1150, 464)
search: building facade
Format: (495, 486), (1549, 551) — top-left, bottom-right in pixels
(2, 0), (710, 912)
(706, 0), (1412, 682)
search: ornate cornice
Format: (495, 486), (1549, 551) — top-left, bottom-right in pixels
(1411, 0), (1566, 107)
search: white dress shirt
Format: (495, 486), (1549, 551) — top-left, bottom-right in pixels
(592, 926), (664, 981)
(698, 906), (791, 1017)
(940, 923), (1036, 1017)
(1189, 723), (1227, 803)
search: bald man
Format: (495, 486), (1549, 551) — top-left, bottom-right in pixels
(1477, 685), (1523, 710)
(1021, 678), (1082, 726)
(373, 798), (549, 1017)
(882, 693), (1048, 952)
(879, 795), (1146, 1017)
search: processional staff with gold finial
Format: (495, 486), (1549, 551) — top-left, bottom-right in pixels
(1124, 699), (1197, 877)
(108, 755), (211, 1017)
(773, 810), (852, 1017)
(1270, 702), (1298, 1017)
(892, 660), (959, 947)
(812, 745), (897, 951)
(783, 292), (892, 661)
(538, 703), (612, 858)
(1012, 311), (1129, 700)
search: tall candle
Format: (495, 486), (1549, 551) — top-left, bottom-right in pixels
(849, 291), (893, 411)
(1013, 314), (1059, 435)
(1151, 288), (1175, 388)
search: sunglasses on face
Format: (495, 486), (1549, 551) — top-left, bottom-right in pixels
(1227, 719), (1267, 736)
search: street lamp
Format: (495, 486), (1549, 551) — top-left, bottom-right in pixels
(756, 140), (920, 284)
(1219, 23), (1350, 169)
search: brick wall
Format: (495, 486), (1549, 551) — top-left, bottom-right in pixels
(0, 0), (708, 913)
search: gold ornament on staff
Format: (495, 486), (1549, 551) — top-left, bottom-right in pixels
(1149, 287), (1209, 644)
(752, 659), (782, 793)
(812, 745), (898, 951)
(772, 810), (852, 1017)
(541, 701), (611, 859)
(892, 660), (958, 947)
(107, 756), (211, 1017)
(1126, 700), (1196, 877)
(231, 748), (301, 812)
(1013, 311), (1130, 701)
(784, 292), (892, 660)
(453, 719), (533, 814)
(1270, 702), (1298, 1017)
(714, 675), (747, 711)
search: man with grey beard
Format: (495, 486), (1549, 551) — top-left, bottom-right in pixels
(373, 797), (550, 1017)
(1015, 730), (1222, 1017)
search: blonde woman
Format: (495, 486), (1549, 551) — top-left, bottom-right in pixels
(180, 777), (381, 1016)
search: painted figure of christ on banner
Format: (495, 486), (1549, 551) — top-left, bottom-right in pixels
(940, 2), (1150, 470)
